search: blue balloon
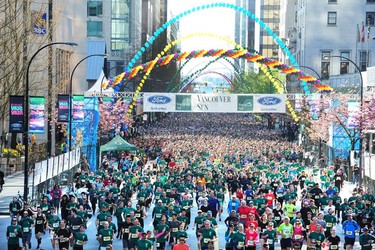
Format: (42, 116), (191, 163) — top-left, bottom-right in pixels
(115, 86), (120, 91)
(137, 51), (142, 56)
(134, 55), (139, 60)
(118, 82), (123, 87)
(141, 47), (146, 52)
(131, 59), (136, 63)
(192, 7), (196, 12)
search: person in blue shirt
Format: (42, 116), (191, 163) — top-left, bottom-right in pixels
(342, 214), (360, 249)
(227, 196), (240, 215)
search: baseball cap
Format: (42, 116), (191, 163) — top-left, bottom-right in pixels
(363, 227), (368, 231)
(198, 210), (202, 213)
(207, 210), (212, 214)
(158, 200), (162, 203)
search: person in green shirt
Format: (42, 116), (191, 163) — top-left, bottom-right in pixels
(284, 199), (297, 220)
(19, 211), (34, 249)
(262, 223), (277, 250)
(359, 228), (375, 250)
(73, 225), (88, 250)
(7, 217), (22, 250)
(155, 215), (170, 250)
(308, 224), (325, 250)
(128, 218), (143, 249)
(97, 221), (114, 249)
(231, 223), (246, 249)
(198, 220), (217, 250)
(137, 232), (153, 250)
(277, 217), (293, 250)
(323, 209), (337, 238)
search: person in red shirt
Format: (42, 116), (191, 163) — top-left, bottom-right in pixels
(236, 187), (244, 200)
(238, 200), (250, 224)
(248, 201), (260, 218)
(173, 237), (190, 250)
(246, 223), (259, 250)
(245, 214), (259, 230)
(264, 189), (276, 208)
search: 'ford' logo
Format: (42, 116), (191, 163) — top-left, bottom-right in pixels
(11, 123), (22, 128)
(147, 95), (171, 105)
(258, 96), (282, 106)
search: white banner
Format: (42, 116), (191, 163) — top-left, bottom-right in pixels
(34, 162), (42, 184)
(143, 93), (286, 113)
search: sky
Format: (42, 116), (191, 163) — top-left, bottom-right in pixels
(168, 0), (236, 78)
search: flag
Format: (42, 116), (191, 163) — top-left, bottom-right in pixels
(361, 21), (365, 42)
(357, 24), (361, 42)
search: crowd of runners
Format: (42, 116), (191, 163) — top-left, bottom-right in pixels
(5, 113), (375, 250)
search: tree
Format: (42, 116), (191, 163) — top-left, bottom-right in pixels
(363, 93), (375, 130)
(231, 68), (285, 129)
(98, 98), (133, 138)
(305, 93), (366, 166)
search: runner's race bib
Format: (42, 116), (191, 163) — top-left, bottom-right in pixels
(247, 240), (254, 245)
(238, 242), (244, 247)
(9, 232), (16, 237)
(326, 223), (332, 227)
(132, 233), (138, 238)
(204, 238), (210, 243)
(23, 228), (29, 233)
(331, 245), (338, 249)
(103, 236), (110, 241)
(76, 240), (83, 245)
(124, 228), (129, 233)
(294, 235), (302, 240)
(267, 239), (273, 245)
(346, 231), (353, 235)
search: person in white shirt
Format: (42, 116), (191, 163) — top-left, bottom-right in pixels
(323, 200), (336, 215)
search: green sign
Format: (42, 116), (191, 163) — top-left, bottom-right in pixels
(176, 95), (191, 111)
(237, 95), (253, 111)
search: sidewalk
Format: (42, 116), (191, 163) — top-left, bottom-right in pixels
(0, 171), (26, 215)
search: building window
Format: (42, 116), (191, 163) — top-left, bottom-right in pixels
(87, 1), (103, 17)
(321, 51), (331, 79)
(87, 21), (103, 37)
(340, 52), (350, 74)
(367, 12), (375, 25)
(328, 0), (337, 2)
(328, 12), (337, 25)
(112, 0), (130, 19)
(360, 51), (368, 71)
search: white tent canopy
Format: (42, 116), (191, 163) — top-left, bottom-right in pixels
(85, 70), (114, 97)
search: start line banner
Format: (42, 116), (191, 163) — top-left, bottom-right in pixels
(143, 93), (286, 113)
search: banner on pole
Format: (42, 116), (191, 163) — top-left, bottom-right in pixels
(57, 95), (70, 122)
(72, 95), (84, 122)
(144, 93), (286, 113)
(9, 96), (25, 133)
(29, 96), (45, 134)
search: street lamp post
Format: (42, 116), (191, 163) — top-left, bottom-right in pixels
(24, 42), (77, 201)
(324, 55), (364, 185)
(69, 54), (108, 151)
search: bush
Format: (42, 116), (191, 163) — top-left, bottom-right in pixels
(2, 148), (21, 158)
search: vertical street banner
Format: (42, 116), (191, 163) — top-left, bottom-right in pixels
(9, 96), (25, 133)
(347, 100), (360, 128)
(57, 95), (70, 122)
(31, 11), (47, 35)
(72, 95), (84, 122)
(29, 96), (45, 134)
